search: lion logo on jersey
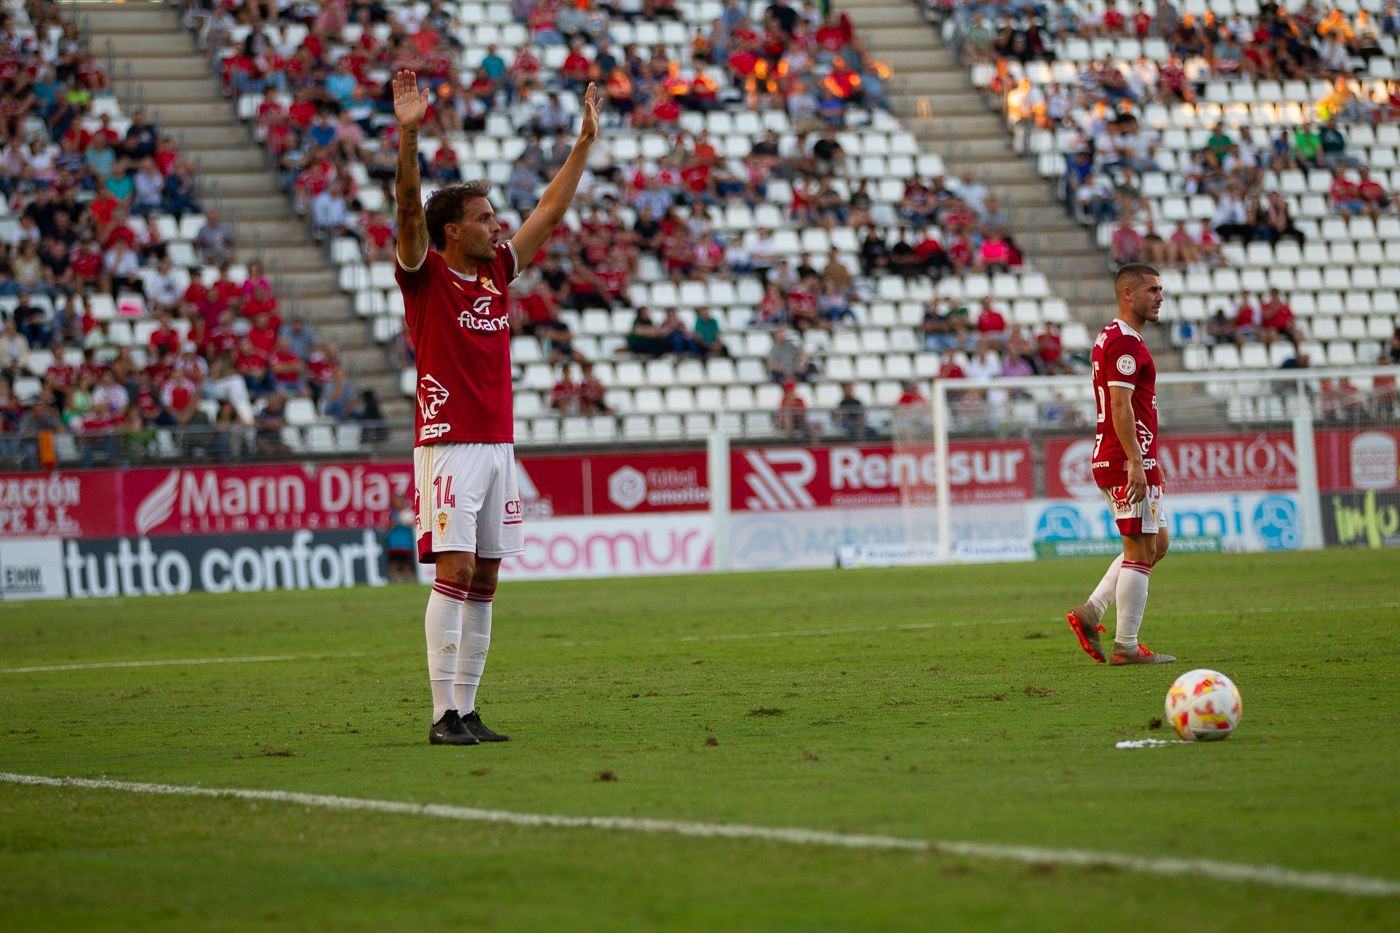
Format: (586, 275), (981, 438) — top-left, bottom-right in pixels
(1136, 418), (1154, 455)
(418, 374), (450, 421)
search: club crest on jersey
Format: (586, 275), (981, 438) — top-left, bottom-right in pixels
(418, 373), (450, 420)
(479, 277), (502, 296)
(436, 511), (449, 536)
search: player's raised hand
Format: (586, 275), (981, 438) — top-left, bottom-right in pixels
(578, 82), (602, 145)
(393, 70), (428, 130)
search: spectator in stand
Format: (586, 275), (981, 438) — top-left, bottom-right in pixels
(974, 297), (1007, 349)
(162, 159), (201, 220)
(310, 180), (352, 240)
(1036, 323), (1067, 375)
(1232, 292), (1259, 347)
(320, 366), (361, 422)
(253, 391), (290, 456)
(1260, 289), (1302, 351)
(1258, 191), (1305, 244)
(1110, 217), (1143, 266)
(776, 380), (811, 439)
(1212, 187), (1252, 242)
(1076, 172), (1118, 223)
(920, 298), (959, 353)
(0, 319), (29, 377)
(1329, 167), (1368, 218)
(1195, 219), (1226, 266)
(578, 361), (613, 415)
(550, 364), (580, 416)
(1206, 307), (1235, 345)
(268, 335), (305, 393)
(767, 327), (812, 384)
(158, 369), (203, 428)
(194, 209), (235, 264)
(1357, 167), (1391, 216)
(692, 305), (727, 357)
(835, 381), (866, 440)
(102, 239), (143, 298)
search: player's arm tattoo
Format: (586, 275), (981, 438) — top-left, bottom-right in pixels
(394, 127), (428, 268)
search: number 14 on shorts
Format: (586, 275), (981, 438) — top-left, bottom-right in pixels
(433, 475), (457, 509)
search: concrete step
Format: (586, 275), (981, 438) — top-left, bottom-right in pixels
(178, 148), (269, 173)
(123, 57), (217, 82)
(201, 172), (282, 197)
(100, 33), (198, 57)
(82, 6), (180, 31)
(213, 194), (296, 217)
(146, 102), (245, 126)
(162, 124), (251, 148)
(839, 7), (928, 27)
(888, 92), (987, 116)
(127, 77), (225, 103)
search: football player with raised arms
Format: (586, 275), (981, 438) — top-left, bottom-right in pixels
(1066, 263), (1176, 665)
(392, 70), (602, 744)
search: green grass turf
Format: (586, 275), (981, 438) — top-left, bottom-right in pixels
(1, 549), (1398, 931)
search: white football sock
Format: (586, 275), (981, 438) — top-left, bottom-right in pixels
(1087, 554), (1123, 615)
(426, 579), (468, 722)
(453, 588), (493, 715)
(1113, 561), (1152, 652)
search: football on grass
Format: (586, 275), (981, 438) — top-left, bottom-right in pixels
(1165, 669), (1242, 742)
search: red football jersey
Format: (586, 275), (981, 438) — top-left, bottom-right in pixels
(1091, 319), (1160, 488)
(397, 244), (518, 446)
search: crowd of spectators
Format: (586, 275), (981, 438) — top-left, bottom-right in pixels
(0, 3), (385, 466)
(949, 2), (1399, 270)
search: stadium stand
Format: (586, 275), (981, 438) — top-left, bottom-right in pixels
(186, 0), (1098, 446)
(5, 0), (1396, 464)
(934, 0), (1400, 419)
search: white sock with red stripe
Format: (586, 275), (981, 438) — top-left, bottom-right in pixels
(1113, 560), (1152, 653)
(1087, 554), (1123, 616)
(453, 587), (493, 715)
(426, 579), (468, 722)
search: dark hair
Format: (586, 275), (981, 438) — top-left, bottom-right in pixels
(1114, 263), (1159, 291)
(423, 180), (491, 251)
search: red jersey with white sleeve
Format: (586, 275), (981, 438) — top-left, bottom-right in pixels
(397, 243), (519, 445)
(1091, 318), (1161, 488)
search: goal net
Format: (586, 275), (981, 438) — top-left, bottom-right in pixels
(876, 364), (1400, 564)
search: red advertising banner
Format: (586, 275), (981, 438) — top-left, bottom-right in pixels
(518, 451), (709, 517)
(1046, 428), (1400, 498)
(1315, 428), (1400, 493)
(0, 441), (1036, 539)
(1046, 432), (1300, 498)
(0, 451), (715, 541)
(731, 440), (1034, 510)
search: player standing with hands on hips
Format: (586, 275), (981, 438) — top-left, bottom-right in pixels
(1067, 263), (1176, 666)
(392, 70), (603, 744)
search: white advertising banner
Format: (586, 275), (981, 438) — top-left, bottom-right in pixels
(0, 537), (66, 601)
(420, 513), (717, 581)
(731, 504), (1030, 571)
(1028, 493), (1308, 553)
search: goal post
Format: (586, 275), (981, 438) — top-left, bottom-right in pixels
(925, 365), (1400, 565)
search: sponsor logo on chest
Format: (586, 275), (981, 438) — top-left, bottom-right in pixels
(457, 294), (510, 333)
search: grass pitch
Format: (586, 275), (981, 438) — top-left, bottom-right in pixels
(2, 550), (1398, 931)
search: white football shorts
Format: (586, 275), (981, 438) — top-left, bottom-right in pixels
(413, 442), (524, 563)
(1101, 483), (1167, 536)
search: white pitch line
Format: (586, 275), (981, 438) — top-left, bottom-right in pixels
(0, 653), (369, 675)
(1, 772), (1397, 899)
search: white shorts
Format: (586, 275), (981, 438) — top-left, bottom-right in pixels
(413, 443), (524, 563)
(1101, 484), (1167, 536)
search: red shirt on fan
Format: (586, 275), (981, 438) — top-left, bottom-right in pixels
(398, 244), (519, 446)
(1090, 319), (1160, 489)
